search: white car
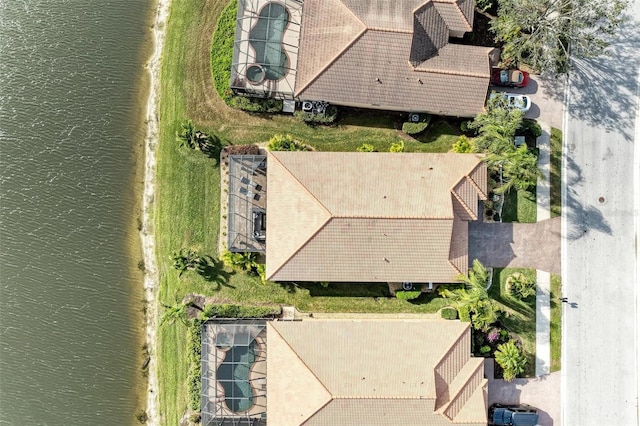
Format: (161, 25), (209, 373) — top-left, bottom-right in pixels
(489, 92), (531, 113)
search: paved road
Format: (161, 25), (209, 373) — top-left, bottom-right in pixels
(562, 0), (640, 424)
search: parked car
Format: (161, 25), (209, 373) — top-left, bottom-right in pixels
(491, 68), (530, 88)
(489, 404), (540, 426)
(489, 92), (532, 113)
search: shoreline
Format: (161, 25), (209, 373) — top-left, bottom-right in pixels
(141, 0), (171, 423)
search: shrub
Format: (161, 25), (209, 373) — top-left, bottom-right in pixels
(267, 134), (312, 151)
(486, 328), (500, 343)
(210, 0), (237, 102)
(395, 290), (421, 300)
(519, 119), (543, 138)
(402, 120), (430, 135)
(187, 319), (203, 410)
(452, 135), (473, 153)
(229, 96), (283, 113)
(495, 340), (527, 382)
(480, 345), (492, 355)
(221, 250), (258, 273)
(458, 305), (471, 322)
(357, 143), (375, 152)
(506, 272), (536, 299)
(460, 120), (476, 135)
(441, 307), (458, 320)
(294, 105), (338, 124)
(202, 304), (280, 319)
(389, 140), (405, 152)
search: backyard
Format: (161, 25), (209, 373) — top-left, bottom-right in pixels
(156, 0), (467, 423)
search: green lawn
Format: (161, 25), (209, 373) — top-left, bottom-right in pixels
(550, 128), (562, 218)
(489, 268), (537, 377)
(501, 188), (537, 223)
(549, 273), (562, 372)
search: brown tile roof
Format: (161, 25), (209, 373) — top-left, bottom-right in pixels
(433, 1), (472, 32)
(266, 152), (487, 283)
(267, 319), (487, 426)
(295, 0), (491, 117)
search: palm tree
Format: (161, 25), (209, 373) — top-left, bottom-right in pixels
(440, 260), (498, 331)
(172, 248), (202, 277)
(495, 340), (527, 382)
(160, 301), (190, 327)
(176, 120), (196, 149)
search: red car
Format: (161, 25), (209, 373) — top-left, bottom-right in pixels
(490, 68), (530, 88)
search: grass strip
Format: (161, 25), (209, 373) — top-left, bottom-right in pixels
(549, 273), (562, 372)
(550, 128), (562, 218)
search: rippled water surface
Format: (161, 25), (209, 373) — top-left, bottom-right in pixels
(1, 0), (152, 424)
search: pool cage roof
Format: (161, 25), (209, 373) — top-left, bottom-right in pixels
(201, 320), (268, 426)
(228, 155), (267, 253)
(231, 0), (303, 98)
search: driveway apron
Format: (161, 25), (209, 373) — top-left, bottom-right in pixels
(468, 217), (561, 274)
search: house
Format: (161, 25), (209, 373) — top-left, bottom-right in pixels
(201, 318), (488, 426)
(231, 0), (496, 117)
(265, 152), (487, 284)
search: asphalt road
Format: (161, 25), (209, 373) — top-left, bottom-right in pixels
(562, 0), (640, 424)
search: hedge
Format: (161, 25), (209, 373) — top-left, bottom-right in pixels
(441, 307), (458, 320)
(395, 290), (422, 301)
(201, 304), (281, 319)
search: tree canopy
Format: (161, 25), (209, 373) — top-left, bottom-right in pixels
(492, 0), (628, 73)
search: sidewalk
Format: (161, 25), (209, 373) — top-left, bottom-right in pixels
(535, 126), (552, 377)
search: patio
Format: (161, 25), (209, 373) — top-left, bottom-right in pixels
(228, 155), (267, 252)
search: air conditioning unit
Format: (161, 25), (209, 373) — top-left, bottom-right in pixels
(409, 113), (420, 122)
(302, 101), (313, 111)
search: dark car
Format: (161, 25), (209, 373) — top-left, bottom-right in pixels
(490, 68), (530, 88)
(489, 404), (539, 426)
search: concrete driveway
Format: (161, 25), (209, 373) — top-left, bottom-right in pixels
(468, 217), (561, 274)
(486, 360), (561, 426)
(491, 74), (566, 129)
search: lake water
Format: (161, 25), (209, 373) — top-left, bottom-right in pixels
(0, 0), (153, 424)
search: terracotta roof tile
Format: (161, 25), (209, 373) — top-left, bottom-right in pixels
(297, 30), (490, 117)
(266, 152), (487, 283)
(294, 0), (491, 116)
(433, 1), (471, 32)
(268, 319), (487, 426)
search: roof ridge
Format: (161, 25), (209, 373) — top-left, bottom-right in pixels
(433, 0), (472, 31)
(434, 325), (470, 373)
(268, 323), (333, 422)
(295, 1), (367, 96)
(268, 218), (332, 280)
(331, 395), (436, 399)
(465, 165), (488, 199)
(414, 65), (490, 78)
(440, 359), (485, 420)
(330, 215), (455, 220)
(451, 190), (477, 221)
(266, 153), (332, 280)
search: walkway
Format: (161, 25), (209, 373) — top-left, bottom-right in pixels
(535, 126), (552, 377)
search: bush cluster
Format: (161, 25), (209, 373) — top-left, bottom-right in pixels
(293, 105), (338, 124)
(402, 115), (431, 135)
(187, 319), (203, 411)
(441, 307), (458, 320)
(229, 96), (283, 113)
(202, 304), (281, 319)
(395, 290), (422, 301)
(267, 134), (313, 151)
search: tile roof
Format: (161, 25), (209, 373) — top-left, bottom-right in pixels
(266, 152), (487, 283)
(267, 319), (488, 426)
(295, 0), (490, 117)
